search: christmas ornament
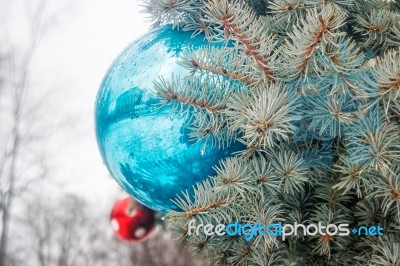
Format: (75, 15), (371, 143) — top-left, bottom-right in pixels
(95, 25), (240, 213)
(110, 196), (156, 242)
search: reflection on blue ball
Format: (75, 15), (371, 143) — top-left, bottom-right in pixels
(95, 26), (240, 213)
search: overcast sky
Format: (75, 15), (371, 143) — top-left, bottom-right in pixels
(7, 0), (152, 208)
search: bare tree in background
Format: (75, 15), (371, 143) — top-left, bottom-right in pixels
(0, 1), (208, 265)
(127, 231), (209, 266)
(0, 1), (66, 264)
(20, 193), (208, 266)
(19, 194), (92, 266)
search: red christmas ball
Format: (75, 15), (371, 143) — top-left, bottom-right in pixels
(110, 196), (156, 242)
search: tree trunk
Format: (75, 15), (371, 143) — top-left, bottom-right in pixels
(0, 113), (20, 266)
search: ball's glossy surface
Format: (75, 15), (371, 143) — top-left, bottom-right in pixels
(96, 26), (239, 213)
(110, 196), (156, 242)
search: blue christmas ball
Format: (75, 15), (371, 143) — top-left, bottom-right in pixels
(95, 26), (240, 213)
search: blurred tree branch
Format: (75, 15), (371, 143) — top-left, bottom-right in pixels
(0, 1), (64, 265)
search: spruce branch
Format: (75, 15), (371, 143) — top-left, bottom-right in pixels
(353, 8), (400, 52)
(317, 37), (378, 98)
(187, 114), (233, 148)
(332, 155), (380, 198)
(369, 236), (400, 266)
(281, 184), (314, 224)
(268, 149), (309, 195)
(300, 92), (361, 138)
(268, 0), (306, 16)
(248, 244), (283, 266)
(154, 75), (235, 146)
(355, 197), (386, 226)
(267, 0), (307, 31)
(308, 205), (352, 258)
(314, 171), (353, 211)
(390, 0), (400, 12)
(145, 0), (400, 264)
(142, 0), (203, 27)
(308, 0), (355, 11)
(292, 37), (378, 101)
(154, 75), (230, 113)
(178, 46), (257, 85)
(251, 156), (281, 197)
(351, 0), (385, 14)
(172, 180), (235, 220)
(224, 84), (301, 153)
(247, 197), (283, 250)
(346, 113), (400, 171)
(212, 157), (258, 198)
(202, 0), (278, 82)
(182, 16), (216, 38)
(281, 6), (347, 80)
(225, 238), (255, 265)
(370, 164), (400, 218)
(375, 48), (400, 119)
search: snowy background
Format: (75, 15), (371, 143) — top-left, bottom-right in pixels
(2, 0), (150, 207)
(0, 0), (207, 265)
